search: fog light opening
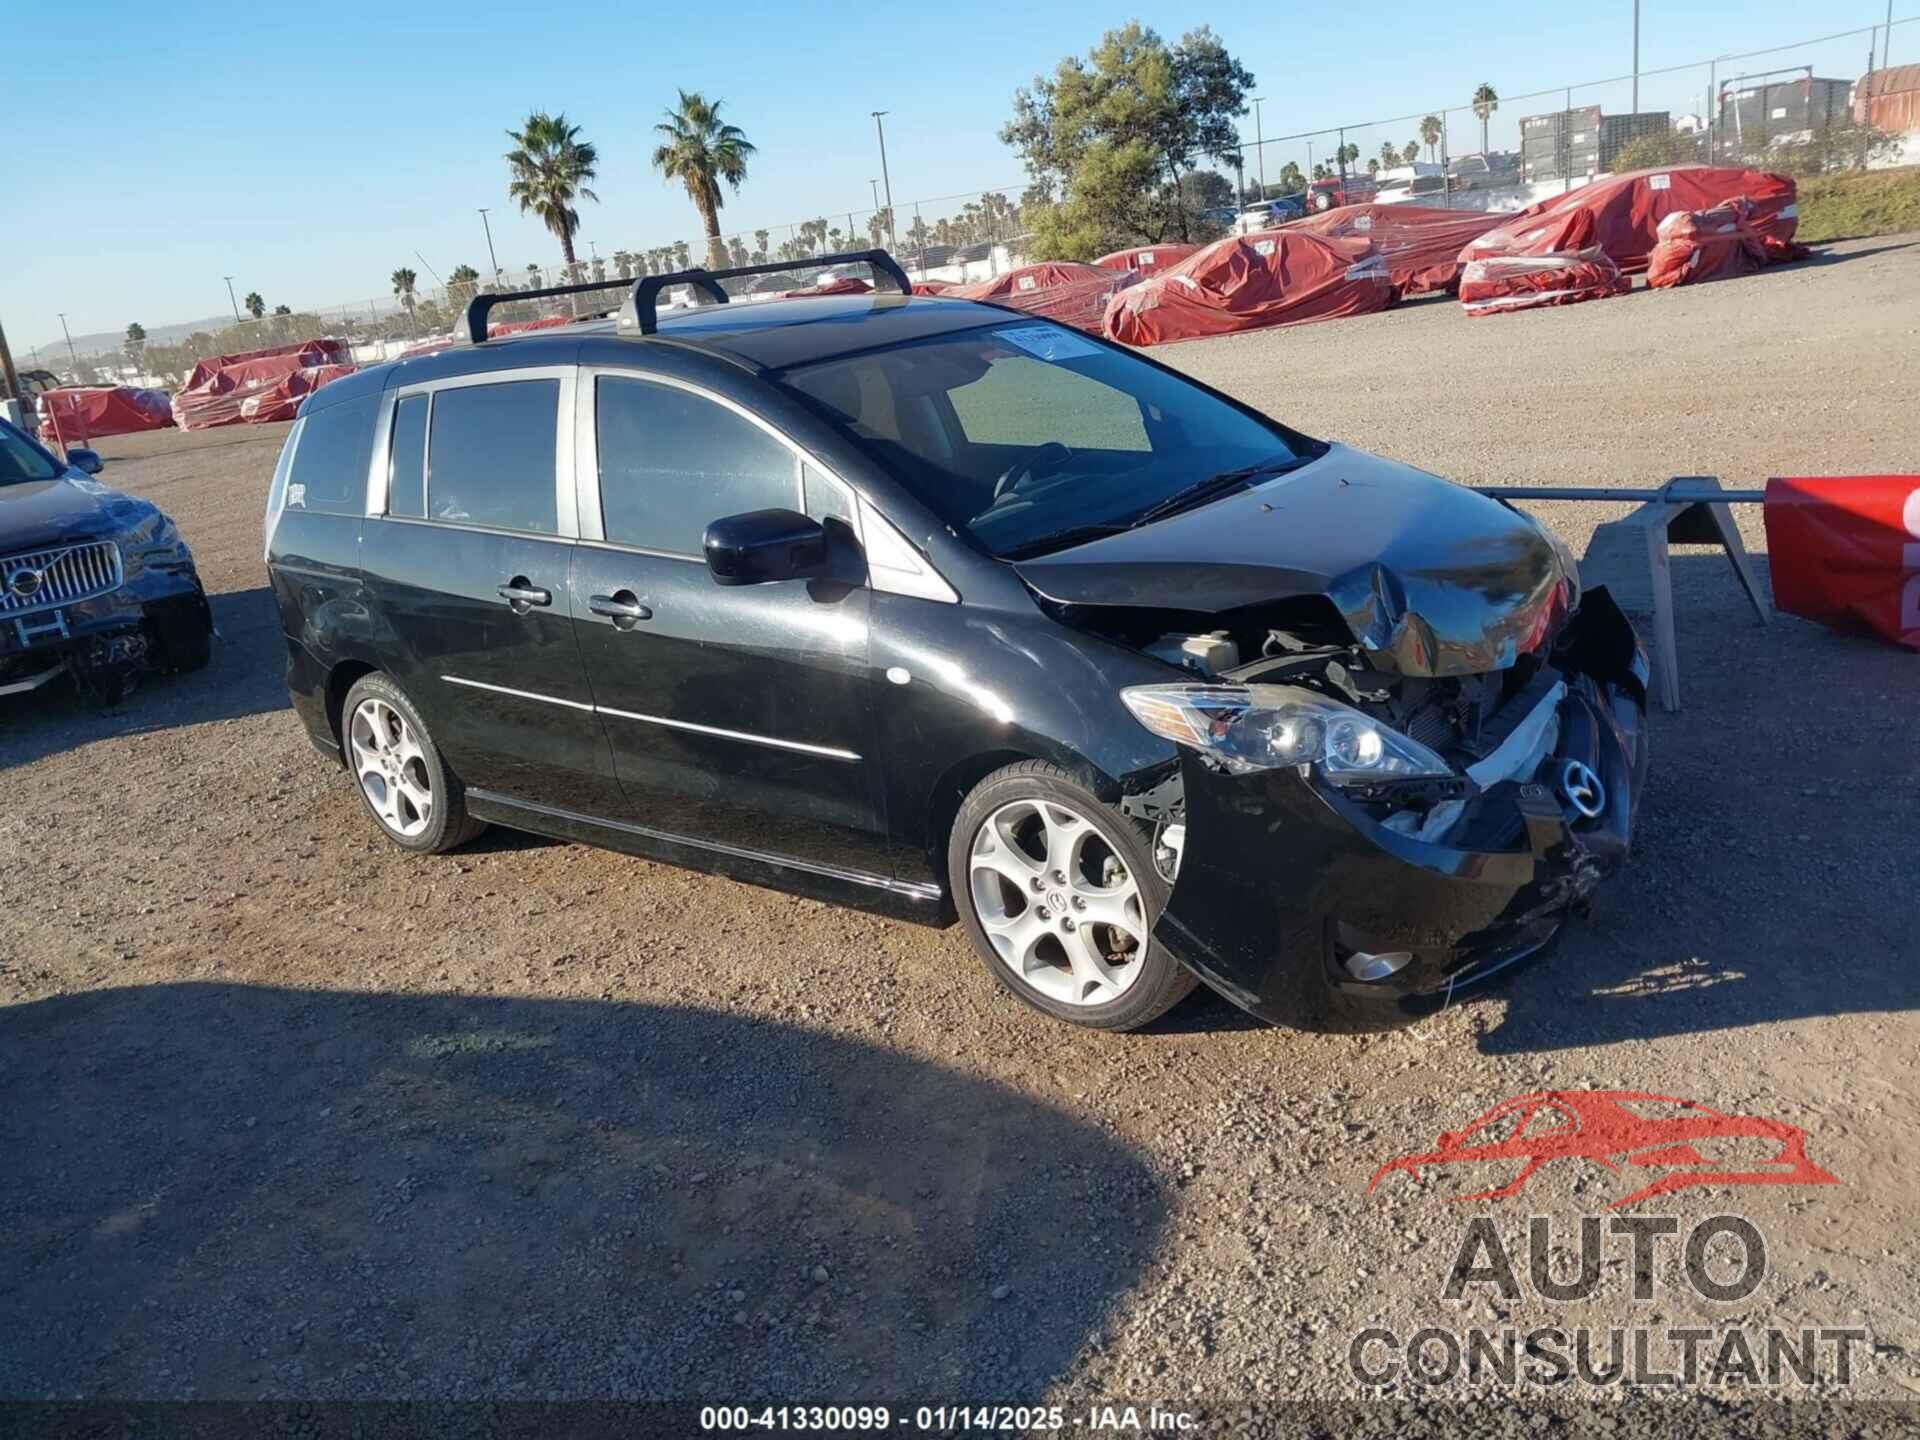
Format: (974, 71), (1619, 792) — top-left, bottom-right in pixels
(1344, 949), (1414, 982)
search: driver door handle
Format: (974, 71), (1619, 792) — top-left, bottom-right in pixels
(589, 591), (653, 629)
(497, 578), (552, 610)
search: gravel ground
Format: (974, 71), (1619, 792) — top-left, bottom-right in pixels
(2, 238), (1917, 1423)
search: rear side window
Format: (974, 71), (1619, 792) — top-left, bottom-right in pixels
(285, 394), (378, 515)
(426, 380), (559, 533)
(387, 394), (428, 518)
(596, 376), (799, 554)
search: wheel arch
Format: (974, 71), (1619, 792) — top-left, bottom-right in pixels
(921, 745), (1121, 880)
(324, 659), (381, 759)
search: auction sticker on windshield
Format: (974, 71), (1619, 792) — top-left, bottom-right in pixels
(994, 325), (1104, 363)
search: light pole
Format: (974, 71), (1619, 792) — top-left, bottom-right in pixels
(478, 207), (501, 283)
(871, 111), (897, 247)
(58, 313), (79, 370)
(870, 178), (881, 213)
(1632, 0), (1641, 113)
(223, 276), (241, 324)
(1252, 97), (1266, 197)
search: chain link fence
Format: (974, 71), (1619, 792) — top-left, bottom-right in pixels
(29, 15), (1918, 389)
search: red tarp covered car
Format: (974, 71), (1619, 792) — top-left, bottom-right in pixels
(1102, 230), (1392, 346)
(941, 262), (1139, 334)
(1282, 203), (1509, 295)
(1458, 248), (1631, 317)
(174, 338), (356, 430)
(1092, 244), (1201, 277)
(1646, 199), (1778, 288)
(1765, 475), (1920, 651)
(38, 386), (173, 441)
(1459, 166), (1799, 275)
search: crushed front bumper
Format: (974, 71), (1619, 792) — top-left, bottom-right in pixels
(1152, 589), (1650, 1031)
(0, 555), (210, 697)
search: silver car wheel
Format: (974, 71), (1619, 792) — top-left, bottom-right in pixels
(968, 798), (1148, 1007)
(348, 697), (434, 839)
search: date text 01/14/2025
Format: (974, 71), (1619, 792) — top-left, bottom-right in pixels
(698, 1403), (1200, 1432)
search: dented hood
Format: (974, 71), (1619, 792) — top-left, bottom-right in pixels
(1013, 444), (1572, 676)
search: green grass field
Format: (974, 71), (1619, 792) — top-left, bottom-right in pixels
(1797, 165), (1920, 243)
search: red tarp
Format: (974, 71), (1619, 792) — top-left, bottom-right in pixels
(173, 338), (356, 430)
(1092, 244), (1201, 277)
(1458, 248), (1630, 317)
(1101, 230), (1393, 346)
(942, 262), (1140, 334)
(1646, 199), (1773, 289)
(1458, 166), (1799, 275)
(1764, 475), (1920, 650)
(1282, 203), (1509, 295)
(910, 280), (957, 296)
(782, 276), (873, 298)
(38, 386), (172, 440)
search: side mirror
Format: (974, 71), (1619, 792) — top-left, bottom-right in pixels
(703, 508), (829, 587)
(66, 448), (104, 475)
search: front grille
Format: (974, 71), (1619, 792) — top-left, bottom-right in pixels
(0, 541), (124, 615)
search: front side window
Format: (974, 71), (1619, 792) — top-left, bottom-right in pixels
(426, 380), (559, 533)
(778, 322), (1320, 559)
(596, 376), (799, 554)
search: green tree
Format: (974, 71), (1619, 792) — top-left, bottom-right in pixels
(652, 90), (756, 269)
(1420, 115), (1444, 163)
(1402, 139), (1421, 165)
(1471, 83), (1499, 156)
(505, 111), (600, 274)
(1001, 21), (1253, 258)
(728, 236), (750, 267)
(1277, 160), (1305, 193)
(752, 228), (771, 263)
(391, 267), (419, 334)
(244, 291), (266, 320)
(272, 303), (291, 315)
(447, 263), (483, 316)
(1335, 141), (1359, 176)
(1379, 141), (1399, 170)
(671, 240), (692, 270)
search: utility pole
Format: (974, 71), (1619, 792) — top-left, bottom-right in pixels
(478, 207), (501, 283)
(58, 314), (80, 370)
(1632, 0), (1641, 113)
(223, 276), (241, 324)
(871, 112), (897, 247)
(1886, 0), (1895, 73)
(1252, 97), (1266, 197)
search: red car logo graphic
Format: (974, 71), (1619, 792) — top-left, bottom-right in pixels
(1369, 1091), (1840, 1209)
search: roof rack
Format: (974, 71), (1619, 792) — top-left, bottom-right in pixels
(461, 249), (914, 345)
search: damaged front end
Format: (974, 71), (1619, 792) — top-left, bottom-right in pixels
(1118, 587), (1649, 1031)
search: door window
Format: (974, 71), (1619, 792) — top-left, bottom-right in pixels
(285, 393), (378, 515)
(596, 376), (800, 555)
(425, 379), (559, 533)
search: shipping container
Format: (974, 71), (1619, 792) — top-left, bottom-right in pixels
(1520, 107), (1605, 182)
(1717, 75), (1852, 147)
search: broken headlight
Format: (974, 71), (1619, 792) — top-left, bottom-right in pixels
(1121, 683), (1455, 785)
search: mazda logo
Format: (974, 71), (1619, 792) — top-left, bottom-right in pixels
(1557, 759), (1607, 820)
(6, 567), (44, 600)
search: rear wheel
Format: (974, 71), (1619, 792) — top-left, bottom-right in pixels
(341, 673), (485, 854)
(949, 761), (1195, 1032)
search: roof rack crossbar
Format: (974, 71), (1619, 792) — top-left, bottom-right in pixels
(462, 276), (635, 345)
(617, 249), (913, 335)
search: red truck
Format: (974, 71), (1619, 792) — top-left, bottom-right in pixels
(1307, 175), (1378, 212)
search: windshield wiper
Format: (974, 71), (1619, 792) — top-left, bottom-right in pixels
(1000, 522), (1136, 560)
(1130, 454), (1307, 528)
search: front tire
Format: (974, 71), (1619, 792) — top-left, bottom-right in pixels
(341, 673), (485, 854)
(949, 761), (1196, 1032)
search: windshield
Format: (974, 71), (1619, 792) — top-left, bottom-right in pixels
(777, 322), (1322, 558)
(0, 423), (62, 487)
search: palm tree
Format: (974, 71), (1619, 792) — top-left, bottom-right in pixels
(651, 90), (756, 269)
(244, 291), (266, 320)
(447, 263), (482, 316)
(1420, 115), (1444, 164)
(1471, 84), (1499, 157)
(1402, 140), (1421, 166)
(505, 111), (600, 274)
(1379, 141), (1400, 170)
(391, 267), (418, 315)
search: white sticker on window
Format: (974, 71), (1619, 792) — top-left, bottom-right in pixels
(1016, 275), (1038, 291)
(1649, 173), (1670, 190)
(1137, 251), (1155, 265)
(993, 325), (1103, 362)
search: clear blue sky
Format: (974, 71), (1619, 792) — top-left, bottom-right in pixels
(5, 0), (1906, 354)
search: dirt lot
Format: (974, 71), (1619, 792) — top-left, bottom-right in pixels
(3, 238), (1918, 1423)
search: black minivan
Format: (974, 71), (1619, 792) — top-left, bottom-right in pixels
(266, 253), (1647, 1033)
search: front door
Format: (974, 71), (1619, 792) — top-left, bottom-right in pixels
(360, 371), (618, 814)
(569, 370), (888, 875)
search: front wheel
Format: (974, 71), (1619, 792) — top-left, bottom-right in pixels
(949, 761), (1196, 1032)
(341, 673), (486, 854)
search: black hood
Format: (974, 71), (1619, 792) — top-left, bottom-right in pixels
(1013, 444), (1574, 677)
(0, 475), (138, 554)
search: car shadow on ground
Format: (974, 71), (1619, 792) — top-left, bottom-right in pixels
(0, 983), (1167, 1400)
(0, 587), (285, 772)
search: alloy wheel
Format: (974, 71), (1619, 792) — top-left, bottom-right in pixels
(968, 798), (1148, 1006)
(348, 697), (434, 839)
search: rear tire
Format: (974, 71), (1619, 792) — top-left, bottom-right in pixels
(340, 673), (486, 854)
(949, 760), (1196, 1032)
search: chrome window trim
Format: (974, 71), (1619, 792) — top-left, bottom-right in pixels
(441, 674), (595, 711)
(576, 365), (847, 554)
(595, 705), (862, 762)
(365, 366), (579, 540)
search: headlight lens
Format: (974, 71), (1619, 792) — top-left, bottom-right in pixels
(1121, 683), (1455, 784)
(122, 507), (177, 550)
